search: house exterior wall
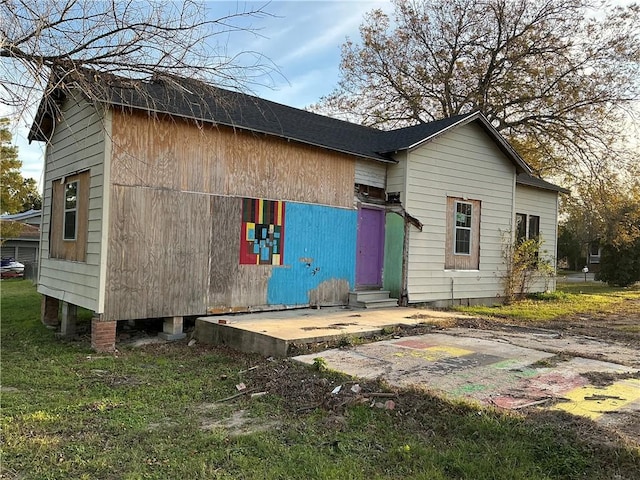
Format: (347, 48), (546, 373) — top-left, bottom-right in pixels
(355, 159), (386, 188)
(104, 110), (357, 320)
(400, 123), (516, 304)
(38, 93), (108, 311)
(386, 151), (407, 203)
(515, 184), (559, 291)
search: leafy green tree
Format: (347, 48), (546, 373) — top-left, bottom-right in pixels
(0, 117), (41, 240)
(598, 189), (640, 287)
(557, 225), (584, 271)
(316, 0), (639, 183)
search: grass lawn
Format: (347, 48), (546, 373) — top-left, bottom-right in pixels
(2, 280), (639, 479)
(453, 281), (640, 322)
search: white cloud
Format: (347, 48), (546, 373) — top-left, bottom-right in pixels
(259, 66), (339, 107)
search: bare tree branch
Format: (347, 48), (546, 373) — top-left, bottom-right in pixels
(313, 0), (640, 186)
(0, 0), (280, 123)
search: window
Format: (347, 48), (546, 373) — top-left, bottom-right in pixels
(516, 213), (541, 263)
(50, 171), (90, 261)
(63, 181), (78, 240)
(528, 215), (540, 240)
(454, 201), (472, 254)
(589, 241), (601, 264)
(515, 213), (540, 241)
(515, 213), (527, 243)
(446, 197), (481, 270)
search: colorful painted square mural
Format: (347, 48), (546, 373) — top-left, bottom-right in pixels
(240, 198), (285, 265)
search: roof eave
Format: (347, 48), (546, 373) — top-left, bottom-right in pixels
(516, 176), (570, 194)
(107, 101), (396, 164)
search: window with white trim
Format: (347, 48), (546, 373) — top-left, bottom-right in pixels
(50, 171), (89, 262)
(515, 213), (540, 242)
(454, 201), (472, 255)
(63, 181), (78, 240)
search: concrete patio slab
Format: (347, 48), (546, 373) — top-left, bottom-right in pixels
(195, 306), (460, 357)
(293, 332), (639, 423)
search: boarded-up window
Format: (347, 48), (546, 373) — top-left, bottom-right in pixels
(445, 197), (480, 270)
(50, 171), (90, 261)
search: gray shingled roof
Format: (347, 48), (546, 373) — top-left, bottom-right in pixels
(516, 173), (569, 193)
(30, 69), (566, 192)
(103, 75), (394, 162)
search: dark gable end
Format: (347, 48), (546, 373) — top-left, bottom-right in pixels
(29, 68), (565, 193)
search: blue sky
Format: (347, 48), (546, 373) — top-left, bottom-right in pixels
(8, 0), (391, 187)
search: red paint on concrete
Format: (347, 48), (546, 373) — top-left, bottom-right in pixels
(394, 339), (434, 349)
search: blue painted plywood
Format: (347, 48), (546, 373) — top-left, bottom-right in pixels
(267, 202), (357, 305)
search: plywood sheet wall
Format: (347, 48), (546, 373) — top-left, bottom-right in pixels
(110, 110), (355, 208)
(104, 185), (212, 320)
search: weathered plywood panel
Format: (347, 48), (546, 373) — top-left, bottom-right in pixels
(267, 202), (356, 306)
(208, 196), (272, 309)
(110, 110), (355, 208)
(104, 186), (212, 320)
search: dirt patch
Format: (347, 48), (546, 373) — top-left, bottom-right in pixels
(198, 407), (280, 436)
(545, 299), (640, 346)
(582, 371), (640, 387)
(447, 298), (640, 348)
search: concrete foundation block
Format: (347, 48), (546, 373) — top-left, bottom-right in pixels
(159, 316), (186, 341)
(60, 302), (77, 337)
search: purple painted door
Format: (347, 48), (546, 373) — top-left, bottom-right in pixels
(356, 206), (385, 287)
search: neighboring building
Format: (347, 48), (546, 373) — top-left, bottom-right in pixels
(29, 69), (566, 351)
(0, 210), (42, 265)
(587, 241), (602, 273)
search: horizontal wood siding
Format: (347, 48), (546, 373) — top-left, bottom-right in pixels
(386, 151), (406, 203)
(109, 110), (355, 207)
(37, 93), (106, 311)
(355, 159), (386, 188)
(515, 184), (559, 292)
(404, 123), (515, 303)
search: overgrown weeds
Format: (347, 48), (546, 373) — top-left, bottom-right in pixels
(2, 280), (639, 479)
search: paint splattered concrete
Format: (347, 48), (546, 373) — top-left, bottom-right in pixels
(294, 331), (640, 426)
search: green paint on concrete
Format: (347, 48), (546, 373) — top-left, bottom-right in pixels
(383, 212), (404, 298)
(452, 384), (488, 395)
(491, 360), (520, 369)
